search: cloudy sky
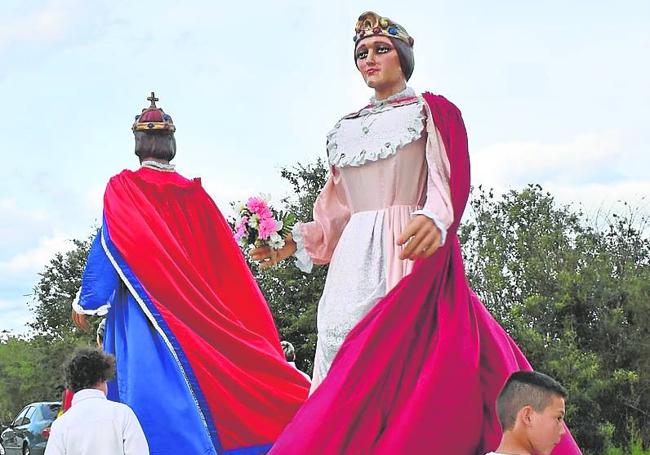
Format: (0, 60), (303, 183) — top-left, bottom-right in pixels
(1, 0), (648, 334)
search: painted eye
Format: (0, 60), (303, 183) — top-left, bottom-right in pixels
(377, 45), (392, 54)
(356, 49), (368, 59)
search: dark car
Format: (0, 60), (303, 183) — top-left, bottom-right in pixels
(0, 402), (60, 455)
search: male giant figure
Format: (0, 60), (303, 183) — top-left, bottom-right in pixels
(73, 93), (309, 455)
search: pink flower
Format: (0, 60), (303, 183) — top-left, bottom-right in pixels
(257, 206), (273, 220)
(246, 197), (269, 215)
(234, 216), (248, 241)
(257, 217), (278, 240)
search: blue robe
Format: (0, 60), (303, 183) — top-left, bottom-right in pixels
(77, 228), (218, 454)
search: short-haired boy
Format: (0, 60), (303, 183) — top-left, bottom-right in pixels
(486, 371), (568, 455)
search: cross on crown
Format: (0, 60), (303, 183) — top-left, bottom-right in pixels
(147, 92), (159, 108)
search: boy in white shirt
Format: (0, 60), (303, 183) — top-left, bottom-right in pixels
(486, 371), (568, 455)
(45, 348), (149, 455)
(281, 341), (311, 382)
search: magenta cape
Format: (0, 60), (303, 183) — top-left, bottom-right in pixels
(269, 94), (582, 454)
(103, 168), (309, 452)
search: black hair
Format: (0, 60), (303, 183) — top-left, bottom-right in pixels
(64, 347), (116, 393)
(496, 371), (568, 431)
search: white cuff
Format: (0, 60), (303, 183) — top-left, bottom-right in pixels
(412, 209), (448, 247)
(291, 223), (314, 273)
(72, 288), (111, 316)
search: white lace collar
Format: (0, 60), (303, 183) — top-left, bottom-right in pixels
(368, 86), (416, 106)
(326, 88), (425, 168)
(141, 160), (176, 172)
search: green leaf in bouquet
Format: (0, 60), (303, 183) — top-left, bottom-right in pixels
(276, 211), (297, 238)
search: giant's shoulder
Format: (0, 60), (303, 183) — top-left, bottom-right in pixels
(420, 91), (463, 117)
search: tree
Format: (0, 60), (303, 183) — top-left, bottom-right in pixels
(28, 235), (96, 340)
(0, 334), (80, 423)
(459, 185), (650, 453)
(0, 233), (97, 423)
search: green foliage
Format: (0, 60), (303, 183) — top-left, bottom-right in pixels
(459, 184), (650, 454)
(605, 425), (650, 454)
(0, 335), (83, 423)
(0, 233), (97, 423)
(28, 235), (95, 339)
(276, 211), (297, 240)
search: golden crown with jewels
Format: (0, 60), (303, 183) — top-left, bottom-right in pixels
(132, 92), (176, 133)
(353, 11), (414, 47)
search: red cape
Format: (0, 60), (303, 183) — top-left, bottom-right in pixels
(103, 167), (309, 451)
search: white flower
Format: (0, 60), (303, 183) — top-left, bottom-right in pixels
(234, 201), (247, 214)
(275, 220), (283, 231)
(268, 232), (285, 250)
(249, 214), (259, 228)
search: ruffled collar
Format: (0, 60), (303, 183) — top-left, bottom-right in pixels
(141, 160), (176, 172)
(326, 90), (425, 168)
(368, 86), (417, 107)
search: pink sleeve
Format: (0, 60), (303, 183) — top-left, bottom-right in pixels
(294, 167), (351, 268)
(412, 107), (454, 245)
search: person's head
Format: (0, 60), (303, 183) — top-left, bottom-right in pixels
(280, 341), (296, 363)
(496, 371), (568, 454)
(64, 347), (116, 394)
(353, 12), (415, 97)
(132, 92), (177, 163)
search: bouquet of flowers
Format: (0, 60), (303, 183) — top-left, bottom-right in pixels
(233, 195), (296, 250)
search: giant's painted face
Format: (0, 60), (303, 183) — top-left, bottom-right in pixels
(355, 36), (404, 91)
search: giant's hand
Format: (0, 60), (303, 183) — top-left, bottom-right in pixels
(250, 237), (297, 270)
(71, 309), (91, 332)
(397, 215), (441, 261)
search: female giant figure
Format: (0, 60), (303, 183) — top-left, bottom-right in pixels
(260, 12), (582, 455)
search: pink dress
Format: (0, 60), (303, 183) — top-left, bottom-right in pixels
(292, 87), (452, 389)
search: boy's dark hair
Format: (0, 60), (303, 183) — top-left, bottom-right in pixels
(496, 371), (567, 430)
(64, 347), (116, 393)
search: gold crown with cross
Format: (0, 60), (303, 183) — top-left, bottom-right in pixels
(132, 92), (176, 133)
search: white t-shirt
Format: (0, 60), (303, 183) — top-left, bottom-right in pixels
(289, 361), (312, 382)
(45, 389), (149, 455)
